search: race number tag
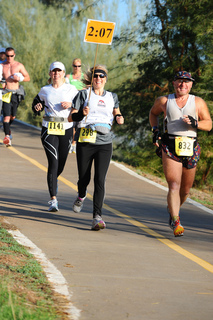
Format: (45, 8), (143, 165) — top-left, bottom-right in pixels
(48, 122), (65, 135)
(79, 127), (97, 143)
(175, 137), (194, 156)
(2, 91), (12, 103)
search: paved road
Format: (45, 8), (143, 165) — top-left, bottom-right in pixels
(1, 121), (213, 320)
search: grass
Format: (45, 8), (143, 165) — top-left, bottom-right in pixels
(0, 224), (69, 320)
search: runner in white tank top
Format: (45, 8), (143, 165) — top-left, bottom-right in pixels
(68, 65), (124, 230)
(149, 71), (212, 237)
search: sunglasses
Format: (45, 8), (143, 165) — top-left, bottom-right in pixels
(73, 65), (81, 67)
(176, 79), (191, 84)
(94, 74), (105, 78)
(6, 54), (14, 57)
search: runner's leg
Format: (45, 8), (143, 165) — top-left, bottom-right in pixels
(93, 143), (112, 217)
(57, 127), (73, 176)
(180, 166), (197, 206)
(41, 128), (59, 198)
(76, 142), (94, 198)
(162, 151), (183, 218)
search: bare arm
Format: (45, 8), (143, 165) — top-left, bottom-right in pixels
(149, 96), (167, 128)
(196, 97), (212, 131)
(149, 96), (167, 147)
(182, 97), (212, 131)
(13, 63), (30, 82)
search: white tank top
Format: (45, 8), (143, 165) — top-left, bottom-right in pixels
(166, 93), (197, 137)
(78, 89), (114, 128)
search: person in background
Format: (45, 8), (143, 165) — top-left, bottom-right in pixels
(0, 48), (6, 119)
(66, 58), (85, 154)
(2, 47), (30, 146)
(68, 64), (124, 230)
(0, 48), (6, 63)
(149, 71), (212, 237)
(32, 61), (78, 212)
(0, 63), (4, 121)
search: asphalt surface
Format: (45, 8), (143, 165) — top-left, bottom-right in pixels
(0, 120), (213, 320)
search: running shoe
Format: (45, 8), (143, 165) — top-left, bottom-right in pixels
(173, 218), (184, 237)
(73, 195), (86, 213)
(48, 199), (59, 212)
(91, 215), (106, 230)
(72, 144), (76, 154)
(3, 135), (11, 147)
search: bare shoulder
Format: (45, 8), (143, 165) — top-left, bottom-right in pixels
(195, 96), (209, 112)
(152, 95), (168, 111)
(155, 95), (168, 105)
(195, 96), (207, 106)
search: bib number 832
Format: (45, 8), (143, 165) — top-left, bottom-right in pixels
(175, 137), (194, 156)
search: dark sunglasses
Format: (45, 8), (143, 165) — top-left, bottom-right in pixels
(73, 65), (81, 67)
(6, 54), (14, 57)
(94, 74), (105, 78)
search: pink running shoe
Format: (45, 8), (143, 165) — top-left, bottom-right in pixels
(3, 135), (11, 147)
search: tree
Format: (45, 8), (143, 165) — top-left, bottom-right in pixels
(0, 0), (142, 126)
(113, 0), (213, 189)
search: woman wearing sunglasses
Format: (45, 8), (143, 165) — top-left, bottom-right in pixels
(66, 58), (84, 90)
(68, 64), (124, 230)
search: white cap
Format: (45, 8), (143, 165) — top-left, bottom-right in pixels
(49, 61), (66, 72)
(0, 48), (6, 53)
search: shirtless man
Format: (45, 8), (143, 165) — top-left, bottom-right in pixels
(149, 71), (212, 237)
(2, 47), (30, 146)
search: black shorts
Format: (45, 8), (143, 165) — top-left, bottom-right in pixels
(2, 93), (20, 117)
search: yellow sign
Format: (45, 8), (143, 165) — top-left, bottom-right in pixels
(84, 19), (116, 45)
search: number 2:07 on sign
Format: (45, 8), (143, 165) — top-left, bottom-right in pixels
(84, 19), (116, 45)
(88, 27), (112, 39)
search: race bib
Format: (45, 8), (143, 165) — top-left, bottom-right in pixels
(175, 136), (194, 156)
(47, 122), (65, 135)
(79, 127), (97, 143)
(2, 92), (12, 103)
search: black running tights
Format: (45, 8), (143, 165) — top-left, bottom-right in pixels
(76, 142), (112, 218)
(41, 126), (72, 198)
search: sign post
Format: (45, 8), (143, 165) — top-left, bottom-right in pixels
(84, 19), (116, 102)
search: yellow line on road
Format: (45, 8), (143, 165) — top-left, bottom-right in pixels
(4, 143), (213, 274)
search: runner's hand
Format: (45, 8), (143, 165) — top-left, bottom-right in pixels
(83, 106), (89, 116)
(61, 101), (72, 109)
(183, 115), (198, 128)
(34, 103), (43, 112)
(152, 129), (161, 147)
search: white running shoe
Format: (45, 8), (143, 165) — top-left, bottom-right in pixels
(91, 215), (106, 230)
(48, 199), (59, 212)
(73, 195), (86, 213)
